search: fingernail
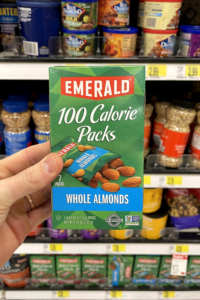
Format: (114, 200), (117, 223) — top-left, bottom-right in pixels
(43, 155), (57, 174)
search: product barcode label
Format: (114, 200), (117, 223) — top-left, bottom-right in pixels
(23, 41), (38, 56)
(146, 18), (156, 28)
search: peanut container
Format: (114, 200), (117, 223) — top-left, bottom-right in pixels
(98, 0), (130, 27)
(50, 65), (145, 230)
(143, 0), (183, 30)
(61, 0), (98, 30)
(143, 28), (178, 57)
(102, 27), (138, 58)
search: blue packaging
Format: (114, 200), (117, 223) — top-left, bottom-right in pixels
(16, 0), (60, 57)
(0, 2), (19, 51)
(33, 97), (50, 144)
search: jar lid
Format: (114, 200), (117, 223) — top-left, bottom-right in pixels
(172, 97), (195, 109)
(3, 98), (28, 113)
(34, 99), (49, 112)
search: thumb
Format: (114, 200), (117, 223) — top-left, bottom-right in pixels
(0, 153), (63, 213)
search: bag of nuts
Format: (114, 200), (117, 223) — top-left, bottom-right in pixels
(166, 189), (200, 229)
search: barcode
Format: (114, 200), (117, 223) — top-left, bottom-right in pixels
(23, 41), (38, 56)
(146, 18), (157, 28)
(181, 44), (189, 57)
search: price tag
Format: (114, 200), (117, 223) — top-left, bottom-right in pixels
(158, 176), (166, 187)
(162, 291), (175, 299)
(110, 291), (123, 298)
(175, 245), (189, 253)
(144, 176), (151, 185)
(170, 254), (188, 276)
(112, 245), (126, 252)
(147, 65), (167, 77)
(57, 291), (69, 298)
(49, 244), (63, 252)
(166, 176), (182, 186)
(186, 65), (200, 77)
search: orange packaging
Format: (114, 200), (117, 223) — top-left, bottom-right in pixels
(191, 130), (200, 159)
(159, 128), (189, 158)
(98, 0), (130, 27)
(102, 27), (138, 58)
(144, 123), (151, 150)
(152, 120), (164, 148)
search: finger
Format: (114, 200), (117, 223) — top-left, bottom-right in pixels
(0, 142), (50, 177)
(0, 153), (63, 210)
(28, 200), (52, 232)
(24, 184), (51, 212)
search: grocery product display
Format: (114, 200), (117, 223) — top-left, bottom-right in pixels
(143, 188), (163, 213)
(180, 26), (200, 57)
(30, 255), (56, 286)
(108, 255), (134, 286)
(56, 255), (81, 285)
(144, 103), (153, 158)
(158, 256), (182, 287)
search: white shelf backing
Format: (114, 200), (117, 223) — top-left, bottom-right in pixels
(1, 62), (200, 80)
(144, 174), (200, 188)
(14, 243), (200, 255)
(3, 290), (200, 300)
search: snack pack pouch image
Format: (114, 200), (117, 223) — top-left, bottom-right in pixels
(30, 256), (56, 286)
(158, 256), (182, 287)
(184, 256), (200, 287)
(56, 256), (81, 285)
(108, 255), (134, 286)
(50, 65), (145, 230)
(82, 255), (107, 286)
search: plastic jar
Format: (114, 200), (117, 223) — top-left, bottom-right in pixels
(152, 101), (170, 153)
(180, 26), (200, 58)
(144, 103), (153, 158)
(137, 0), (144, 28)
(16, 0), (60, 57)
(61, 0), (98, 30)
(109, 229), (134, 240)
(143, 188), (163, 213)
(32, 98), (50, 144)
(62, 27), (97, 57)
(143, 28), (178, 57)
(98, 0), (130, 27)
(0, 2), (19, 51)
(190, 111), (200, 169)
(143, 0), (183, 30)
(2, 97), (32, 156)
(158, 98), (196, 168)
(102, 27), (138, 58)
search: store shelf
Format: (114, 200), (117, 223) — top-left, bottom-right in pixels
(3, 289), (200, 300)
(1, 58), (200, 80)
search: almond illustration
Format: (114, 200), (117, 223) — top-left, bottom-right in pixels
(100, 175), (109, 184)
(85, 145), (96, 150)
(122, 177), (142, 187)
(103, 169), (120, 180)
(63, 159), (74, 168)
(102, 183), (120, 193)
(92, 172), (102, 181)
(78, 145), (85, 152)
(100, 164), (108, 172)
(117, 166), (135, 177)
(109, 158), (124, 169)
(74, 169), (85, 178)
(89, 180), (98, 188)
(77, 178), (83, 182)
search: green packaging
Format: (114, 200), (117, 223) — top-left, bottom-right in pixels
(30, 256), (56, 286)
(56, 256), (81, 285)
(82, 255), (107, 285)
(50, 65), (145, 230)
(158, 256), (182, 286)
(108, 255), (134, 286)
(133, 255), (161, 286)
(184, 256), (200, 286)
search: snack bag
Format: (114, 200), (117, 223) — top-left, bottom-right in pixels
(56, 256), (81, 285)
(82, 255), (107, 286)
(30, 256), (56, 286)
(184, 256), (200, 287)
(50, 65), (145, 230)
(108, 255), (134, 286)
(158, 256), (182, 287)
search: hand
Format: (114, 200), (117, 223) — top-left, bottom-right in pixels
(0, 142), (63, 268)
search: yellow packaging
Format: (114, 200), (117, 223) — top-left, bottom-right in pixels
(109, 229), (134, 240)
(143, 0), (183, 30)
(143, 188), (163, 213)
(140, 209), (168, 240)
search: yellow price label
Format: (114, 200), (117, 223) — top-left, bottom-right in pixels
(144, 176), (151, 185)
(175, 245), (189, 253)
(147, 65), (167, 77)
(166, 176), (182, 185)
(162, 291), (175, 298)
(57, 291), (69, 298)
(49, 244), (63, 252)
(112, 245), (126, 252)
(186, 65), (200, 77)
(110, 291), (123, 298)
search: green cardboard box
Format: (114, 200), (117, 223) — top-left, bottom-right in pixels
(133, 255), (161, 286)
(108, 255), (134, 286)
(30, 256), (56, 286)
(158, 256), (182, 286)
(184, 256), (200, 286)
(49, 65), (145, 230)
(56, 256), (81, 286)
(82, 255), (107, 286)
